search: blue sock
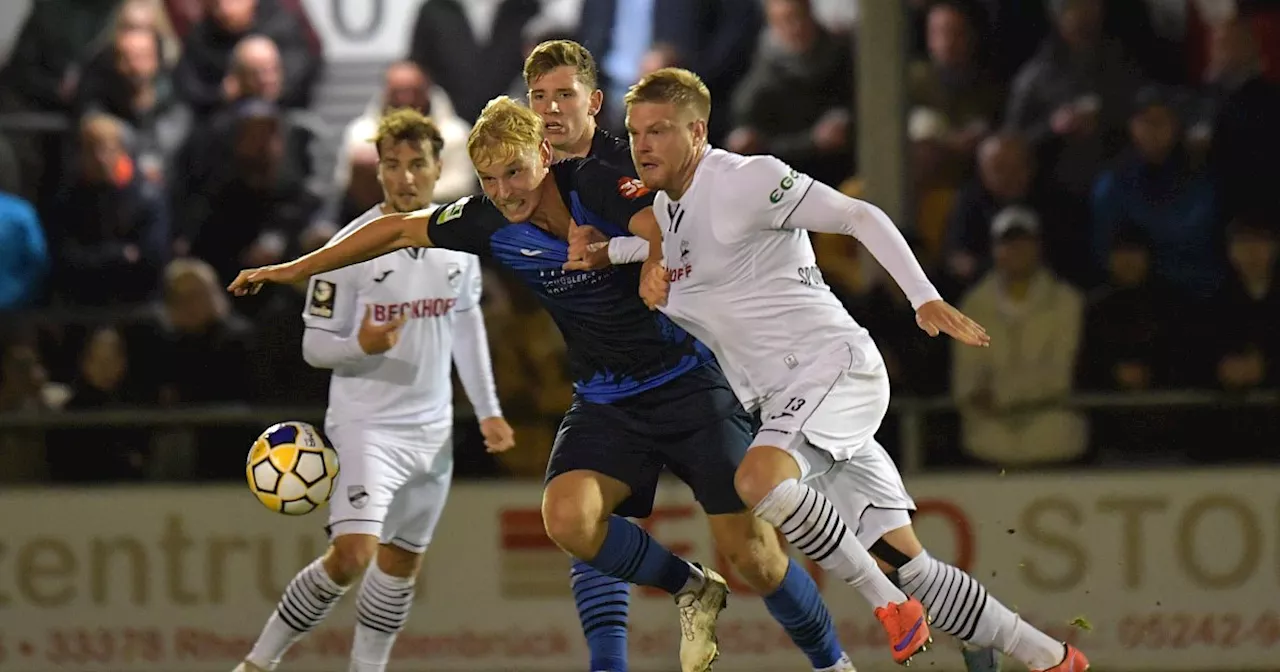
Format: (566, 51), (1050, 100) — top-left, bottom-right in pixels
(571, 560), (630, 672)
(586, 516), (691, 595)
(763, 559), (844, 670)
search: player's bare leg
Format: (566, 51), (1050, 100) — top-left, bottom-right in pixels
(735, 445), (931, 665)
(876, 525), (1089, 672)
(707, 512), (855, 671)
(543, 470), (727, 672)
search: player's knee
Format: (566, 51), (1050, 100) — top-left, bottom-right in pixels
(325, 534), (379, 585)
(734, 446), (800, 508)
(376, 543), (424, 579)
(541, 489), (605, 557)
(710, 514), (789, 592)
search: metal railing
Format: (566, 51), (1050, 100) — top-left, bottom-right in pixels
(3, 389), (1276, 474)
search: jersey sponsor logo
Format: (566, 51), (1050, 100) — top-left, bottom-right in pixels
(519, 248), (544, 257)
(797, 265), (827, 287)
(373, 270), (393, 283)
(372, 297), (458, 321)
(436, 196), (470, 224)
(667, 239), (693, 282)
(769, 169), (802, 204)
(308, 280), (336, 317)
(617, 177), (650, 200)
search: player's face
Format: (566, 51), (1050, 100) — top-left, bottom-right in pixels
(474, 140), (552, 222)
(377, 139), (441, 213)
(528, 66), (601, 151)
(626, 101), (706, 192)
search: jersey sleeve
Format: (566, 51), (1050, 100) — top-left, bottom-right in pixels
(300, 260), (364, 336)
(725, 154), (817, 233)
(425, 196), (504, 258)
(455, 255), (484, 311)
(572, 158), (655, 228)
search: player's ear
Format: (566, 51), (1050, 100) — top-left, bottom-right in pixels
(690, 117), (708, 145)
(539, 138), (553, 166)
(588, 88), (604, 116)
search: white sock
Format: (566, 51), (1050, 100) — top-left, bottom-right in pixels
(247, 558), (349, 670)
(814, 651), (852, 672)
(753, 479), (906, 608)
(350, 564), (417, 672)
(898, 551), (1066, 670)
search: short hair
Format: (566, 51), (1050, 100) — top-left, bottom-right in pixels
(523, 39), (598, 90)
(467, 96), (544, 167)
(624, 68), (711, 121)
(372, 108), (444, 161)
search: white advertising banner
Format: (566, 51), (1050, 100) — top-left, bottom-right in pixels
(0, 468), (1277, 671)
(297, 0), (425, 61)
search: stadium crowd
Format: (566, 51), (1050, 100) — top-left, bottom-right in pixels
(0, 0), (1276, 484)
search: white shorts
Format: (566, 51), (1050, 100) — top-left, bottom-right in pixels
(325, 422), (453, 553)
(750, 340), (915, 548)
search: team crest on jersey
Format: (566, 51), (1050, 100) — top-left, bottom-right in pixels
(446, 262), (462, 287)
(617, 177), (650, 200)
(348, 485), (369, 509)
(308, 280), (336, 318)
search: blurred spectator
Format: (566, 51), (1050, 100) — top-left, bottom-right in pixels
(78, 0), (183, 86)
(809, 0), (858, 35)
(0, 332), (59, 483)
(335, 61), (475, 208)
(1077, 227), (1187, 462)
(78, 27), (193, 184)
(47, 113), (169, 306)
(1196, 214), (1280, 459)
(578, 0), (762, 140)
(727, 0), (853, 187)
(176, 100), (321, 282)
(0, 0), (122, 114)
(1092, 86), (1220, 298)
(174, 0), (321, 116)
(127, 258), (256, 477)
(0, 134), (47, 311)
(907, 1), (1003, 192)
(943, 132), (1087, 288)
(1203, 16), (1280, 223)
(1005, 0), (1144, 200)
(409, 0), (544, 123)
(47, 327), (151, 483)
(952, 207), (1087, 466)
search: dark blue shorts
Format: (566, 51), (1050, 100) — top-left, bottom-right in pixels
(545, 361), (751, 518)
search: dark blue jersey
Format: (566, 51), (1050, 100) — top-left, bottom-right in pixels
(588, 127), (635, 175)
(424, 158), (713, 404)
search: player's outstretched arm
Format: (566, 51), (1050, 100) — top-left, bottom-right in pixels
(747, 156), (989, 346)
(450, 261), (514, 453)
(227, 209), (435, 295)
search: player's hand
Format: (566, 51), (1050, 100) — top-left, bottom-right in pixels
(639, 258), (669, 310)
(563, 219), (611, 271)
(916, 299), (989, 347)
(227, 262), (305, 296)
(357, 305), (408, 355)
(479, 416), (515, 453)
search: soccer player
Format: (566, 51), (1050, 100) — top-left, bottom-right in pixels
(525, 39), (852, 672)
(612, 67), (1090, 671)
(229, 97), (857, 672)
(233, 109), (515, 672)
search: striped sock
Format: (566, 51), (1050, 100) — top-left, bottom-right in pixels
(753, 479), (906, 608)
(762, 559), (843, 670)
(351, 564), (416, 672)
(571, 559), (630, 671)
(586, 515), (693, 595)
(247, 558), (348, 670)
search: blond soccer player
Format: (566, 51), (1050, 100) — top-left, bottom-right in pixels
(598, 68), (1090, 672)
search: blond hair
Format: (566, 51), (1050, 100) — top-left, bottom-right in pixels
(524, 39), (598, 90)
(467, 96), (544, 167)
(624, 68), (712, 121)
(372, 108), (444, 160)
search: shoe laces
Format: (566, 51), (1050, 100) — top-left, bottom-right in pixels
(677, 591), (699, 641)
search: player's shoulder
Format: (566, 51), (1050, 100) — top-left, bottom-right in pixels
(589, 128), (636, 176)
(326, 204), (387, 248)
(703, 147), (794, 179)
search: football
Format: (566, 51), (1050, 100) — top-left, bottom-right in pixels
(246, 421), (340, 515)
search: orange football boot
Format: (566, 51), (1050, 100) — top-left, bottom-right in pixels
(1034, 644), (1090, 671)
(874, 598), (931, 665)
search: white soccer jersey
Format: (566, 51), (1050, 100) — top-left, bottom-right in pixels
(302, 204), (484, 429)
(654, 148), (939, 412)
